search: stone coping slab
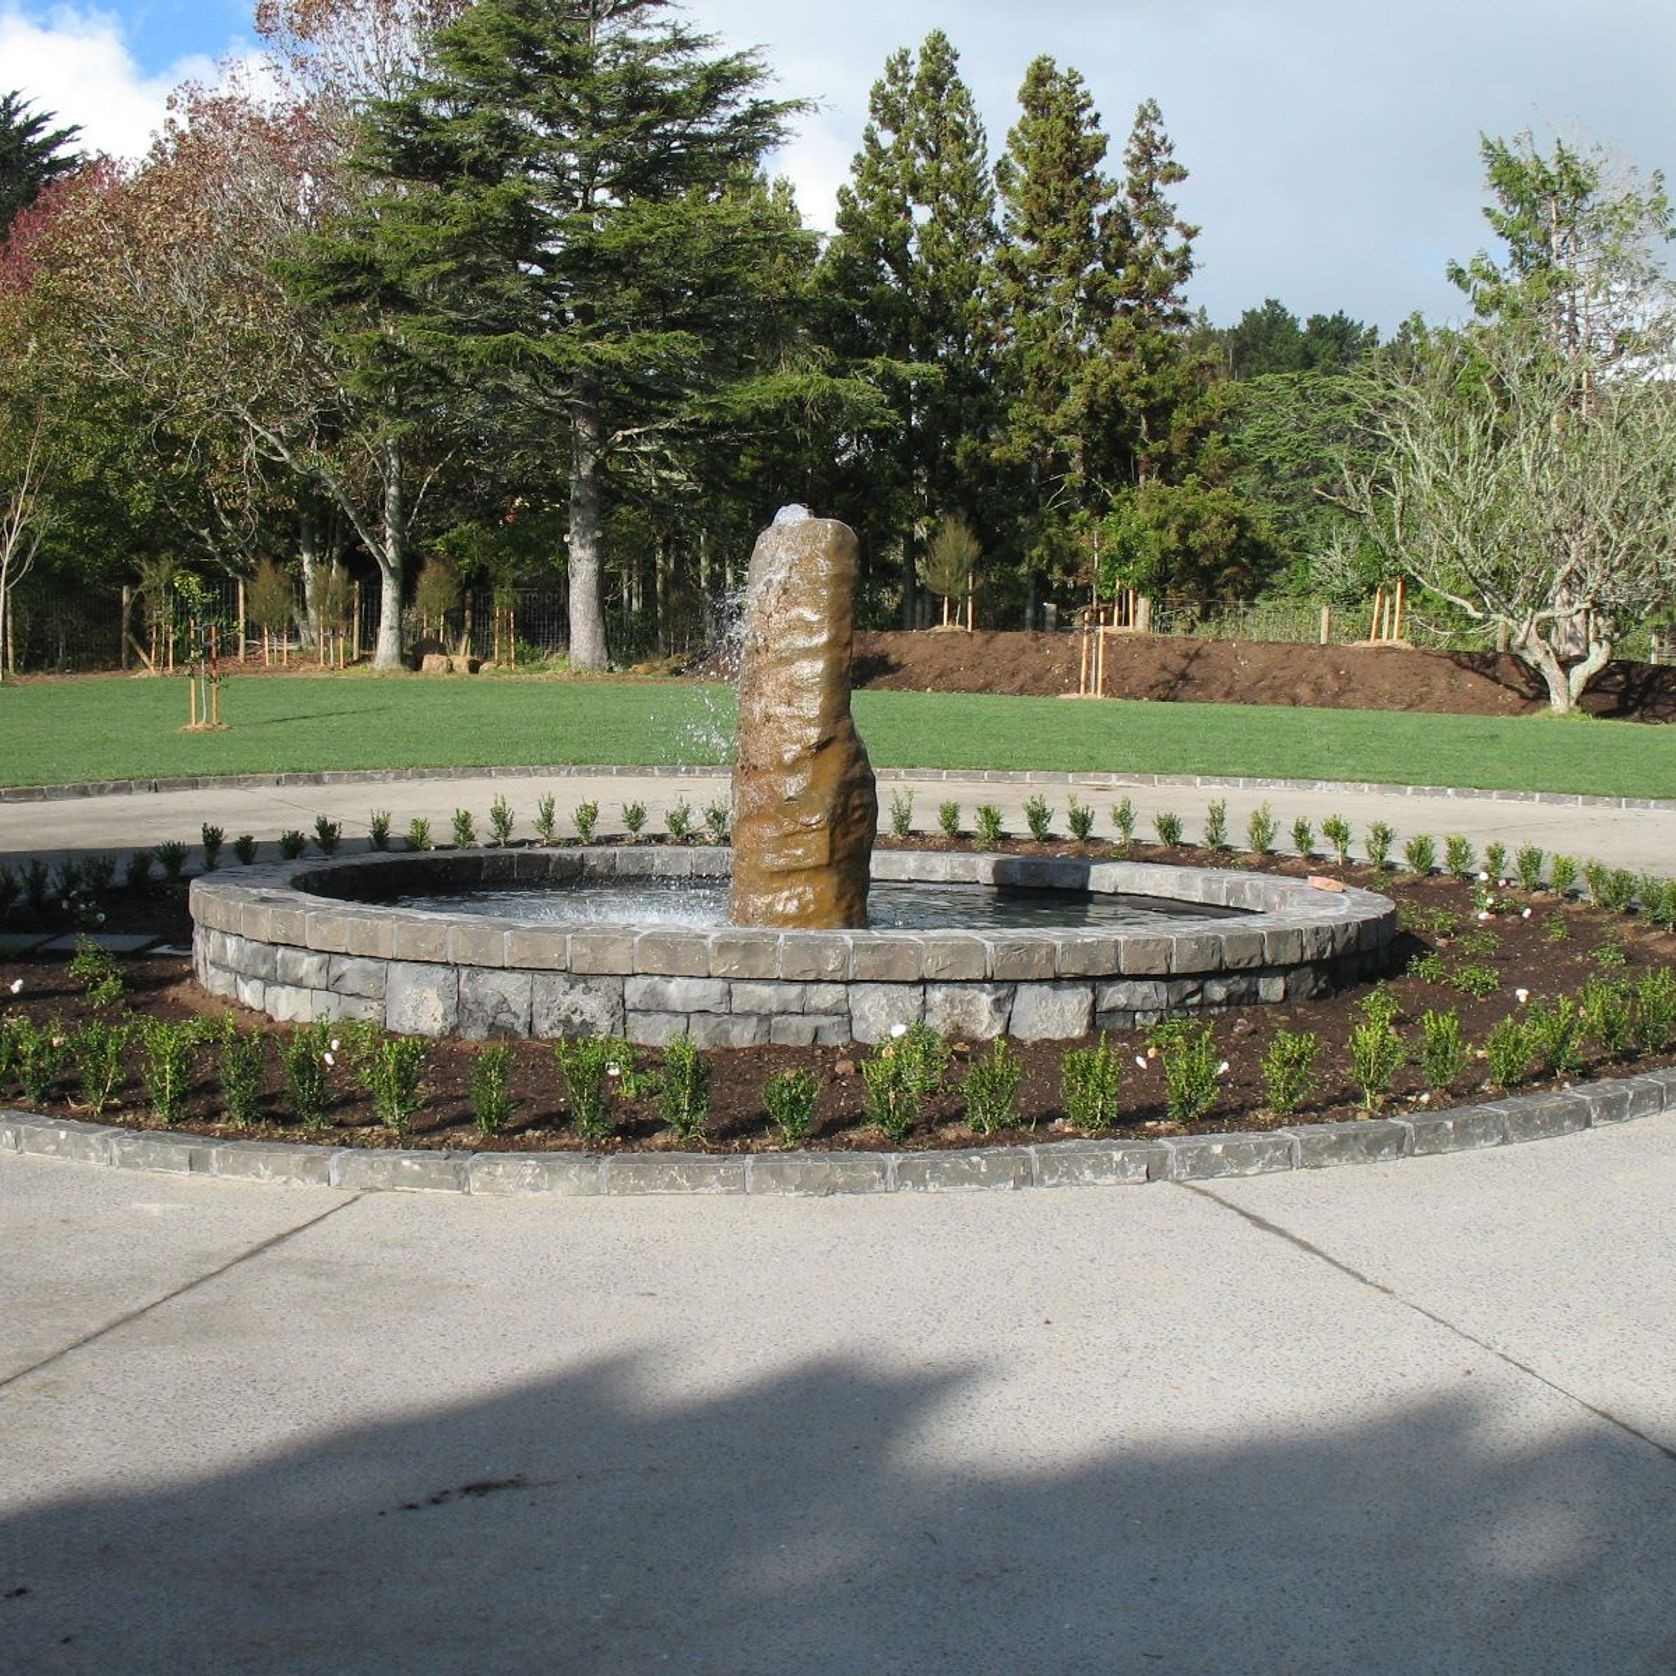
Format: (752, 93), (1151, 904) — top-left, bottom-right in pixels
(3, 1070), (1670, 1196)
(4, 760), (1675, 812)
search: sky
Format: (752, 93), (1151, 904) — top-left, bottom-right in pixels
(3, 0), (1673, 332)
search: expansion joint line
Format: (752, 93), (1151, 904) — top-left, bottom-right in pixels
(1179, 1182), (1676, 1470)
(0, 1196), (363, 1396)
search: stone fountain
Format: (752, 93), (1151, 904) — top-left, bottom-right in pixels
(191, 505), (1398, 1044)
(729, 506), (877, 929)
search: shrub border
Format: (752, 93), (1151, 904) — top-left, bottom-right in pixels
(3, 1069), (1670, 1196)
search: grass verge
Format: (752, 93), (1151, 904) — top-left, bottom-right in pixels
(1, 673), (1672, 798)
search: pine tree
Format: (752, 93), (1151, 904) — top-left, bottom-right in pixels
(990, 56), (1117, 603)
(1098, 98), (1208, 489)
(818, 31), (997, 624)
(0, 92), (81, 242)
(291, 0), (802, 670)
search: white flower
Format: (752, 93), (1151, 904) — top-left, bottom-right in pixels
(96, 913), (106, 924)
(1477, 910), (1491, 921)
(1477, 871), (1489, 882)
(1134, 1055), (1148, 1071)
(329, 1038), (341, 1052)
(606, 1064), (621, 1079)
(322, 1052), (335, 1067)
(7, 979), (21, 995)
(890, 1022), (908, 1039)
(1418, 1091), (1430, 1104)
(1217, 1060), (1231, 1076)
(1515, 988), (1529, 1004)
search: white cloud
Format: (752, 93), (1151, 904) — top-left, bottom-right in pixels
(0, 5), (224, 161)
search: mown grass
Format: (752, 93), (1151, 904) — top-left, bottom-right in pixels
(1, 672), (1672, 797)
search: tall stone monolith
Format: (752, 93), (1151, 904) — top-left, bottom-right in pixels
(729, 507), (877, 928)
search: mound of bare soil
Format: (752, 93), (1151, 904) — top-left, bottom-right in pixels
(851, 630), (1676, 722)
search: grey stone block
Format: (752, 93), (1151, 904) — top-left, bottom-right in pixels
(1166, 933), (1223, 974)
(503, 927), (570, 970)
(468, 1153), (603, 1195)
(277, 946), (329, 989)
(110, 1130), (212, 1174)
(1286, 1119), (1408, 1169)
(730, 981), (806, 1016)
(390, 918), (451, 963)
(1055, 937), (1119, 978)
(625, 1011), (689, 1046)
(1117, 935), (1171, 976)
(304, 910), (357, 955)
(1034, 1140), (1162, 1189)
(1096, 979), (1168, 1013)
(1580, 1079), (1652, 1125)
(1501, 1091), (1592, 1144)
(921, 935), (989, 981)
(804, 983), (849, 1014)
(707, 931), (781, 980)
(314, 991), (381, 1024)
(747, 1153), (892, 1196)
(634, 933), (711, 977)
(625, 975), (730, 1014)
(203, 1140), (336, 1187)
(894, 1148), (1035, 1192)
(203, 964), (238, 1001)
(1262, 926), (1308, 966)
(770, 1014), (849, 1047)
(329, 1149), (471, 1192)
(686, 1012), (771, 1049)
(778, 934), (852, 981)
(226, 936), (277, 982)
(459, 968), (534, 1038)
(849, 983), (926, 1044)
(266, 984), (317, 1024)
(17, 1117), (119, 1164)
(1216, 929), (1269, 970)
(568, 929), (637, 975)
(924, 983), (1013, 1040)
(604, 1153), (748, 1195)
(1009, 982), (1093, 1041)
(1402, 1104), (1508, 1154)
(1258, 973), (1287, 1003)
(989, 938), (1058, 982)
(850, 939), (925, 982)
(1163, 1131), (1297, 1180)
(235, 975), (267, 1013)
(532, 973), (625, 1039)
(384, 962), (460, 1036)
(327, 955), (387, 999)
(448, 921), (509, 967)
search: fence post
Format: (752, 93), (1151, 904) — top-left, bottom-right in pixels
(1319, 604), (1331, 645)
(236, 579), (246, 661)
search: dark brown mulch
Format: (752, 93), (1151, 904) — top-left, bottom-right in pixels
(848, 630), (1676, 721)
(2, 843), (1671, 1155)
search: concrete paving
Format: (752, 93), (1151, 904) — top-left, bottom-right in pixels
(2, 1118), (1675, 1674)
(4, 766), (1676, 872)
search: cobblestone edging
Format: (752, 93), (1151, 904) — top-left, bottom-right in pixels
(3, 1071), (1671, 1196)
(191, 850), (1396, 1046)
(4, 761), (1673, 812)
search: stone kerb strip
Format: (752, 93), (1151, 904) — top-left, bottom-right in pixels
(190, 849), (1397, 1046)
(4, 1070), (1671, 1195)
(8, 761), (1676, 814)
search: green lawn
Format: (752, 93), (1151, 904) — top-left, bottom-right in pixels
(1, 672), (1672, 797)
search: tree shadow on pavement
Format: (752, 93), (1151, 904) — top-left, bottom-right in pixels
(2, 1354), (1673, 1675)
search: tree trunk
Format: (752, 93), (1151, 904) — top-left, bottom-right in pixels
(371, 439), (407, 670)
(298, 516), (322, 651)
(1517, 628), (1577, 714)
(567, 399), (610, 670)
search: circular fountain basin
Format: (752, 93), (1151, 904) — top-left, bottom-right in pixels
(191, 847), (1397, 1046)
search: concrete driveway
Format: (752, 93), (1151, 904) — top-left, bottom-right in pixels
(3, 1112), (1674, 1675)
